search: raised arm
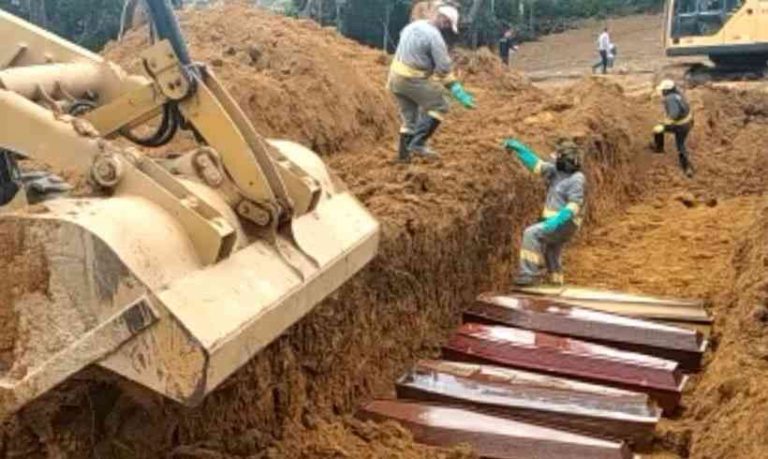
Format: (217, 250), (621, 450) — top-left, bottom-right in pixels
(503, 139), (554, 176)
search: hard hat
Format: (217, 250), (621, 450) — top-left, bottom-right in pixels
(657, 79), (676, 93)
(437, 5), (460, 34)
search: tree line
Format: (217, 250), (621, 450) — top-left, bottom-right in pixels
(0, 0), (664, 52)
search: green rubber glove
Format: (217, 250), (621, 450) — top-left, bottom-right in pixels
(542, 207), (575, 233)
(450, 82), (476, 109)
(502, 138), (539, 172)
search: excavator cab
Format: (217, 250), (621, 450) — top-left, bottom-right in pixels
(665, 0), (768, 69)
(0, 0), (379, 416)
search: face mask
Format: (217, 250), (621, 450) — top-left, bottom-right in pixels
(556, 155), (579, 173)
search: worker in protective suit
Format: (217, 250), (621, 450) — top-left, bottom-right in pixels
(503, 139), (586, 286)
(388, 4), (476, 162)
(653, 79), (694, 178)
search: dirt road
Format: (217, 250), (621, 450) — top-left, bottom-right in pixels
(514, 14), (669, 74)
(511, 14), (710, 94)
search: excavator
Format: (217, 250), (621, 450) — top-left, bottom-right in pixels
(664, 0), (768, 83)
(0, 0), (379, 416)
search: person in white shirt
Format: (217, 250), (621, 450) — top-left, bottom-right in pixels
(592, 27), (611, 74)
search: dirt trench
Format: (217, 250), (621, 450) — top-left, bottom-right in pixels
(3, 5), (768, 458)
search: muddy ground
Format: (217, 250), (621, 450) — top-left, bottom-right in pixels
(2, 4), (768, 459)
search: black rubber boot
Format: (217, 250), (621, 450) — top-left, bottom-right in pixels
(408, 116), (441, 158)
(680, 153), (695, 178)
(397, 133), (414, 163)
(653, 132), (665, 153)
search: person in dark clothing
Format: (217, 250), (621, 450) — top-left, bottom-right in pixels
(499, 29), (518, 66)
(653, 79), (695, 178)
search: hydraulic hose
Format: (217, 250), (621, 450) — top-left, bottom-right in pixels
(143, 0), (192, 66)
(121, 103), (180, 148)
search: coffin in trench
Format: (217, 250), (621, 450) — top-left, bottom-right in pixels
(443, 323), (687, 413)
(466, 293), (707, 371)
(358, 399), (634, 459)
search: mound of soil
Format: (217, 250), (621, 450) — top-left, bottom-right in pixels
(685, 198), (768, 459)
(104, 3), (397, 156)
(8, 4), (768, 459)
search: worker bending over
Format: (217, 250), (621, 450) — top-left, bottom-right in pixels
(504, 139), (586, 286)
(653, 79), (695, 178)
(388, 4), (476, 162)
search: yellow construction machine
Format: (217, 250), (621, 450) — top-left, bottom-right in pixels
(664, 0), (768, 82)
(0, 0), (379, 416)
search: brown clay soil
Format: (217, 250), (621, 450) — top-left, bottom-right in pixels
(103, 5), (396, 157)
(565, 85), (768, 459)
(4, 4), (768, 459)
(0, 221), (50, 376)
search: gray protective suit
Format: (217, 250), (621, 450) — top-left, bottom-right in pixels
(519, 161), (586, 285)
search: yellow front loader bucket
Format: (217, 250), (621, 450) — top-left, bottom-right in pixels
(0, 139), (378, 415)
(0, 8), (379, 416)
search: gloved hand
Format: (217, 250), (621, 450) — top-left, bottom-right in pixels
(450, 82), (476, 109)
(502, 138), (540, 172)
(503, 138), (530, 153)
(542, 207), (575, 233)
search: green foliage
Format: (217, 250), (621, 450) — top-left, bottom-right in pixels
(294, 0), (664, 49)
(1, 0), (124, 50)
(0, 0), (666, 53)
(532, 0), (662, 20)
(482, 0), (663, 40)
(341, 0), (411, 50)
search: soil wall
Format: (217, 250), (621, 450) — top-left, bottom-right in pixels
(1, 5), (658, 458)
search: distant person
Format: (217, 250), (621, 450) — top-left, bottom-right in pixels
(499, 28), (519, 66)
(653, 79), (695, 178)
(592, 27), (612, 74)
(608, 43), (617, 69)
(387, 5), (476, 163)
(503, 138), (586, 287)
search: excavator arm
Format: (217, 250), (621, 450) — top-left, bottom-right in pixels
(0, 1), (379, 416)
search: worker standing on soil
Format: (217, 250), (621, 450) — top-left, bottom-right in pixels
(653, 79), (695, 178)
(592, 27), (612, 74)
(503, 139), (586, 286)
(388, 4), (476, 162)
(499, 28), (519, 66)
